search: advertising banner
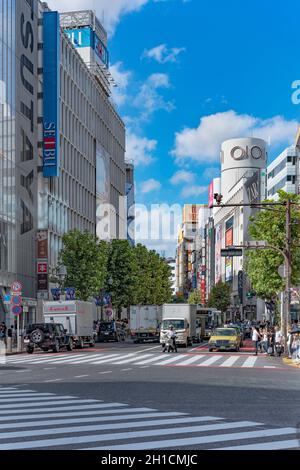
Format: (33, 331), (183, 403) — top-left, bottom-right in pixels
(43, 12), (60, 178)
(64, 27), (93, 48)
(37, 230), (48, 258)
(208, 181), (214, 209)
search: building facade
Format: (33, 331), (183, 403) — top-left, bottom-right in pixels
(267, 146), (299, 199)
(125, 161), (135, 246)
(0, 1), (126, 325)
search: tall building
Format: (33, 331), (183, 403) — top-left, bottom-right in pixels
(267, 146), (299, 199)
(213, 138), (267, 321)
(125, 161), (135, 245)
(0, 1), (126, 325)
(175, 204), (208, 299)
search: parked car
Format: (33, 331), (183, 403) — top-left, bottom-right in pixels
(209, 328), (241, 352)
(98, 321), (121, 342)
(24, 323), (73, 354)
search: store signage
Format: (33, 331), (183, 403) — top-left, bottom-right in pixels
(37, 274), (48, 292)
(64, 27), (109, 67)
(37, 262), (48, 274)
(231, 145), (264, 161)
(43, 12), (60, 178)
(221, 249), (243, 257)
(37, 230), (48, 258)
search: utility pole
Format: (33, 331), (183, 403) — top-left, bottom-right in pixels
(284, 199), (292, 347)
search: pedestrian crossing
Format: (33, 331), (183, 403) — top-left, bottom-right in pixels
(4, 352), (279, 369)
(0, 386), (297, 450)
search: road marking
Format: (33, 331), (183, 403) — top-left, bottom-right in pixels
(89, 354), (129, 364)
(2, 399), (99, 410)
(13, 370), (29, 373)
(1, 403), (141, 416)
(99, 371), (112, 375)
(263, 366), (276, 369)
(198, 356), (222, 367)
(0, 393), (56, 399)
(0, 412), (187, 430)
(174, 355), (203, 366)
(44, 379), (63, 383)
(121, 369), (133, 371)
(154, 355), (186, 365)
(220, 356), (241, 368)
(139, 366), (150, 369)
(242, 357), (258, 368)
(134, 355), (166, 365)
(94, 427), (296, 451)
(43, 368), (56, 370)
(139, 345), (162, 352)
(0, 420), (262, 449)
(74, 375), (90, 379)
(111, 354), (153, 365)
(216, 439), (300, 450)
(0, 395), (74, 403)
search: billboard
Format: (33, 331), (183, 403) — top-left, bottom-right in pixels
(43, 12), (60, 178)
(208, 181), (214, 209)
(64, 27), (109, 67)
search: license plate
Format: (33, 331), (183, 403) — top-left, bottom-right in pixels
(24, 339), (30, 344)
(104, 332), (109, 335)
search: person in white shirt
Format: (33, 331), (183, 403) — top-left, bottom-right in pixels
(252, 327), (261, 356)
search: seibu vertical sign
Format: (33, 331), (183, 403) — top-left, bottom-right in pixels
(43, 12), (60, 178)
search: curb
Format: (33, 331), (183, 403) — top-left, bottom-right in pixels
(282, 357), (300, 368)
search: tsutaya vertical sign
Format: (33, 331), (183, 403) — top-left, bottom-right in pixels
(43, 12), (60, 177)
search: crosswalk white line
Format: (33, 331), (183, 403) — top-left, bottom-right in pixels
(110, 354), (153, 365)
(0, 396), (75, 403)
(0, 407), (157, 422)
(86, 354), (131, 364)
(174, 355), (203, 366)
(52, 354), (107, 364)
(1, 403), (127, 416)
(93, 427), (296, 451)
(0, 412), (187, 430)
(2, 399), (100, 410)
(198, 356), (222, 367)
(0, 420), (262, 450)
(220, 356), (240, 368)
(134, 355), (166, 365)
(216, 439), (300, 450)
(0, 393), (56, 399)
(154, 355), (187, 365)
(30, 354), (105, 365)
(7, 354), (79, 363)
(0, 416), (233, 442)
(242, 357), (258, 368)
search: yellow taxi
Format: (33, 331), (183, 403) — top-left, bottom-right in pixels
(208, 328), (241, 352)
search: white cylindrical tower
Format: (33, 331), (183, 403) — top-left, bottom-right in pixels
(221, 138), (267, 200)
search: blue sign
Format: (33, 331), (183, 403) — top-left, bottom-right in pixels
(64, 27), (109, 67)
(43, 12), (60, 178)
(64, 27), (93, 48)
(65, 288), (76, 301)
(4, 295), (11, 303)
(51, 288), (61, 301)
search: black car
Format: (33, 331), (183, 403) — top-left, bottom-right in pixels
(24, 323), (73, 354)
(98, 321), (119, 342)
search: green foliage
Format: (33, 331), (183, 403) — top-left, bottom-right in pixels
(207, 281), (231, 313)
(245, 191), (300, 300)
(59, 230), (108, 301)
(188, 290), (202, 305)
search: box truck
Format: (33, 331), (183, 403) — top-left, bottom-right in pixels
(160, 304), (199, 348)
(130, 306), (162, 343)
(43, 300), (96, 349)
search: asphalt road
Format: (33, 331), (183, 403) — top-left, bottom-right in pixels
(0, 342), (299, 450)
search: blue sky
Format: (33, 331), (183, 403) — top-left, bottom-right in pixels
(49, 0), (300, 254)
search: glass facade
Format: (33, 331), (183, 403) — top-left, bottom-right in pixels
(0, 0), (16, 300)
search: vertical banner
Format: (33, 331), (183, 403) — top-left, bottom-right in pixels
(43, 12), (60, 178)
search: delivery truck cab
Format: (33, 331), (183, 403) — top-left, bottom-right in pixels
(160, 304), (198, 348)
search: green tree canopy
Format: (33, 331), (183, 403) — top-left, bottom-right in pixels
(59, 230), (108, 301)
(207, 281), (231, 313)
(188, 290), (202, 305)
(245, 191), (300, 300)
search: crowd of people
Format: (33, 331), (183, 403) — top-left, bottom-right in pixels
(251, 321), (300, 361)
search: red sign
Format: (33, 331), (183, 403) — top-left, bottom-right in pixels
(12, 306), (23, 316)
(37, 230), (48, 259)
(225, 228), (233, 247)
(11, 295), (22, 306)
(37, 262), (48, 274)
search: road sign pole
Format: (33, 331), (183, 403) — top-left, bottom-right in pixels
(17, 316), (20, 353)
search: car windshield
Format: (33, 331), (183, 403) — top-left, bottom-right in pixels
(162, 320), (184, 330)
(214, 329), (236, 337)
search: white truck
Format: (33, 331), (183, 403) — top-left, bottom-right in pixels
(43, 300), (96, 349)
(160, 304), (199, 348)
(130, 306), (162, 343)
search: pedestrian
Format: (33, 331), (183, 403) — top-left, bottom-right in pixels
(252, 327), (261, 356)
(261, 329), (268, 353)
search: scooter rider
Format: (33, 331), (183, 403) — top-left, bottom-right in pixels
(163, 325), (177, 353)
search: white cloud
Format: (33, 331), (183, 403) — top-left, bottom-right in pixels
(140, 179), (161, 194)
(170, 170), (195, 185)
(133, 73), (175, 120)
(181, 185), (207, 198)
(142, 44), (185, 63)
(126, 132), (157, 166)
(172, 110), (298, 164)
(110, 62), (132, 106)
(47, 0), (149, 35)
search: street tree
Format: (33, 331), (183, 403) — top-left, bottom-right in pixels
(245, 191), (300, 300)
(59, 230), (108, 301)
(207, 281), (231, 314)
(188, 290), (202, 305)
